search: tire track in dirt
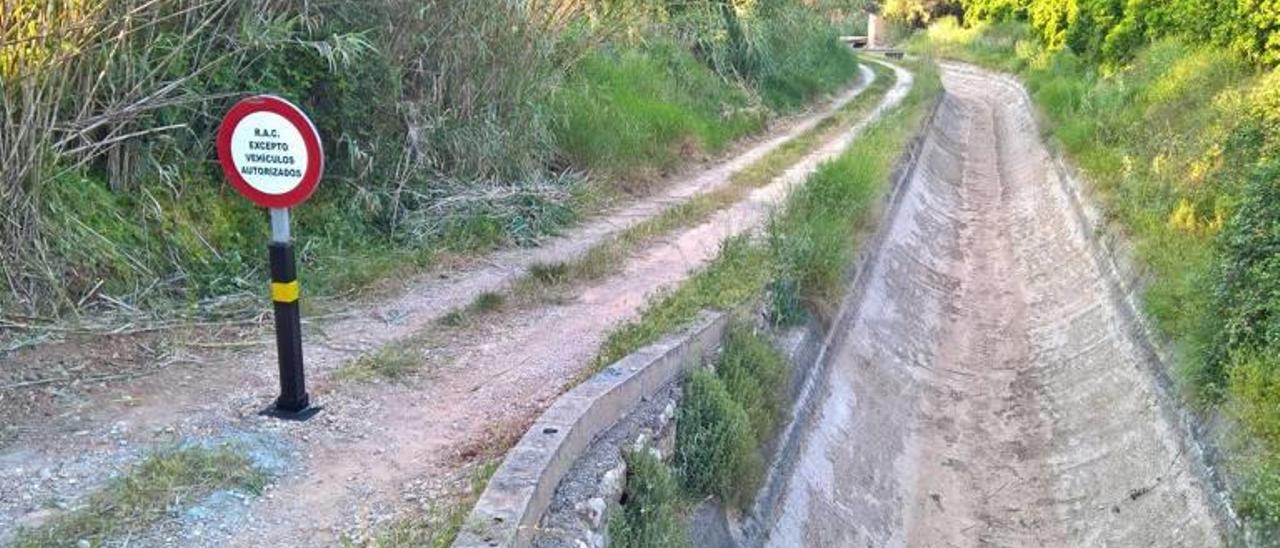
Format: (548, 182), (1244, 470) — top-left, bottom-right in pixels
(0, 60), (915, 545)
(208, 59), (914, 546)
(0, 64), (880, 544)
(762, 63), (1222, 547)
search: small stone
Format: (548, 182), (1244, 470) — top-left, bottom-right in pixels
(601, 462), (626, 501)
(631, 431), (649, 452)
(576, 497), (607, 530)
(589, 531), (606, 548)
(661, 401), (677, 424)
(76, 540), (90, 548)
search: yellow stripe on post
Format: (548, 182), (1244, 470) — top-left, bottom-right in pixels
(271, 280), (300, 303)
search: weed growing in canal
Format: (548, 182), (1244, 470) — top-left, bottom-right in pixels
(718, 325), (790, 444)
(674, 368), (763, 511)
(608, 449), (690, 548)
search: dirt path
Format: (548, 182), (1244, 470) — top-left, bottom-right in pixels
(763, 64), (1223, 546)
(208, 58), (911, 547)
(0, 58), (910, 545)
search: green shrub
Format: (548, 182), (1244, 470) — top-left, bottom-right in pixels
(1227, 350), (1280, 530)
(753, 6), (861, 109)
(552, 40), (765, 181)
(1206, 163), (1280, 386)
(718, 325), (790, 443)
(674, 369), (762, 510)
(608, 449), (690, 548)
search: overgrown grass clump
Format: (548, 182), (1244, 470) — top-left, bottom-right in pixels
(610, 325), (789, 544)
(912, 17), (1280, 533)
(608, 450), (690, 548)
(12, 445), (266, 548)
(673, 325), (788, 510)
(553, 41), (768, 181)
(674, 368), (764, 509)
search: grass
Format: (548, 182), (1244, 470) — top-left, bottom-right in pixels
(553, 40), (770, 183)
(674, 367), (763, 510)
(9, 3), (863, 325)
(671, 325), (787, 511)
(610, 326), (791, 541)
(12, 445), (267, 548)
(334, 342), (422, 382)
(607, 449), (690, 548)
(716, 326), (789, 443)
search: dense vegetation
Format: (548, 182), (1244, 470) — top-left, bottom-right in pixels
(0, 0), (864, 319)
(909, 3), (1280, 535)
(609, 325), (788, 545)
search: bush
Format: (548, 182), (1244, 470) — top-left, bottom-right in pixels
(609, 449), (690, 548)
(717, 325), (790, 443)
(1227, 350), (1280, 530)
(552, 40), (765, 182)
(963, 0), (1280, 66)
(753, 6), (861, 109)
(674, 369), (762, 510)
(1206, 163), (1280, 385)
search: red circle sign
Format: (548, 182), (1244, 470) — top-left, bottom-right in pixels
(216, 95), (324, 208)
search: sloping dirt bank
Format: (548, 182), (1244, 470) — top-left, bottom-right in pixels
(761, 63), (1226, 546)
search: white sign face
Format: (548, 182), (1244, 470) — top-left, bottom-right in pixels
(228, 111), (311, 195)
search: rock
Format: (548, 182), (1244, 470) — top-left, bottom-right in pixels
(631, 430), (651, 452)
(589, 531), (606, 548)
(601, 461), (626, 502)
(660, 401), (677, 425)
(76, 540), (90, 548)
(654, 423), (676, 460)
(576, 497), (607, 530)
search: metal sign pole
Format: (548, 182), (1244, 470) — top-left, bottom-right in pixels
(265, 207), (315, 419)
(217, 95), (323, 421)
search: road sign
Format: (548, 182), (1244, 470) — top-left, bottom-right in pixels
(217, 95), (323, 421)
(216, 95), (324, 209)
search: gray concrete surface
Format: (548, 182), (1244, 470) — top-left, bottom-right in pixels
(759, 63), (1227, 547)
(454, 311), (728, 548)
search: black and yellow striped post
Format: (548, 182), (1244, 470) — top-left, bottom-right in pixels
(263, 208), (319, 420)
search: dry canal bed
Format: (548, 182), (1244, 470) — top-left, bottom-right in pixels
(764, 63), (1225, 546)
